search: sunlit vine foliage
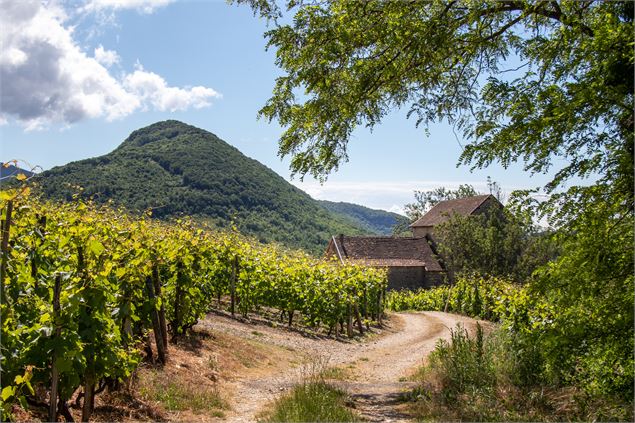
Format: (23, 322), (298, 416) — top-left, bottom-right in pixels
(0, 192), (386, 419)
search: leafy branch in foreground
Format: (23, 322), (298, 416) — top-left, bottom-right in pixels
(240, 0), (633, 221)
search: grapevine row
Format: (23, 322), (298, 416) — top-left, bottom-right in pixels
(0, 194), (386, 420)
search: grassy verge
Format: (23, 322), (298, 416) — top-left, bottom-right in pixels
(259, 379), (359, 422)
(136, 368), (227, 417)
(406, 324), (633, 422)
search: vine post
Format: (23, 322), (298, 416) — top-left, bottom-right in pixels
(1, 199), (13, 305)
(230, 255), (238, 317)
(346, 302), (353, 338)
(145, 276), (166, 364)
(49, 274), (61, 423)
(152, 264), (168, 349)
(354, 303), (363, 335)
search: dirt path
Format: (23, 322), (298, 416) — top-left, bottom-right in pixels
(334, 312), (483, 422)
(195, 311), (483, 422)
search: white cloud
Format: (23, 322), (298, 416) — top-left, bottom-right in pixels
(124, 63), (221, 112)
(0, 0), (220, 129)
(94, 44), (119, 67)
(81, 0), (174, 14)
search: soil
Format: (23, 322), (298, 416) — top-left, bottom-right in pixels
(194, 310), (485, 422)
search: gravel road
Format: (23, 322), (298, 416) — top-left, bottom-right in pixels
(195, 310), (484, 422)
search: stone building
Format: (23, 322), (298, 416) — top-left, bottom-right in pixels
(325, 235), (445, 290)
(410, 194), (502, 238)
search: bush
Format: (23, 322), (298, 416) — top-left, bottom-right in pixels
(259, 379), (358, 422)
(411, 325), (633, 422)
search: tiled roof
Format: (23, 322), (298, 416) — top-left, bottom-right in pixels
(329, 236), (443, 271)
(410, 194), (495, 227)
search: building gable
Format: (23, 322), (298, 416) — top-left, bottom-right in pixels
(325, 235), (443, 272)
(410, 194), (501, 229)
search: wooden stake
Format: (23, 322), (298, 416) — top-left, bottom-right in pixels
(354, 304), (364, 335)
(346, 303), (353, 338)
(145, 277), (166, 364)
(173, 262), (183, 339)
(230, 256), (237, 317)
(81, 363), (95, 422)
(152, 265), (168, 349)
(1, 200), (13, 305)
(49, 275), (61, 422)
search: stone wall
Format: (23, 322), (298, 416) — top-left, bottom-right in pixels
(387, 266), (425, 290)
(387, 267), (447, 291)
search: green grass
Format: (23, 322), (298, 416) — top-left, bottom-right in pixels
(320, 366), (350, 381)
(259, 380), (359, 422)
(137, 369), (227, 416)
(407, 324), (633, 422)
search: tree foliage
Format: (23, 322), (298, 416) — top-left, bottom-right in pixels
(241, 0), (632, 214)
(434, 209), (531, 281)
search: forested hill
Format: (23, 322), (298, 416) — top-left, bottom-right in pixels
(35, 120), (371, 254)
(1, 163), (34, 180)
(318, 200), (408, 235)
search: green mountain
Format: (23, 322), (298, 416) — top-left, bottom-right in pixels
(35, 120), (371, 254)
(318, 200), (408, 235)
(1, 163), (35, 180)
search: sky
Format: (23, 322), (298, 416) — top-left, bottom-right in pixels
(1, 0), (562, 215)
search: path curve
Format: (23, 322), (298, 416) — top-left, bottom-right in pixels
(196, 311), (484, 422)
(335, 312), (483, 422)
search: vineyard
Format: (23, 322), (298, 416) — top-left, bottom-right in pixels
(386, 273), (634, 407)
(0, 192), (387, 421)
(386, 276), (530, 324)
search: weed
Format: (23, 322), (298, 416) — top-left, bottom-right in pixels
(408, 324), (633, 422)
(259, 380), (358, 422)
(208, 354), (219, 371)
(259, 356), (359, 422)
(136, 369), (227, 415)
(321, 366), (349, 381)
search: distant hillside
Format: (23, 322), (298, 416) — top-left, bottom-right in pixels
(34, 121), (372, 254)
(1, 163), (34, 181)
(318, 200), (408, 235)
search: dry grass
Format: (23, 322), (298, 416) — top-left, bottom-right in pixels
(320, 366), (351, 381)
(136, 369), (226, 416)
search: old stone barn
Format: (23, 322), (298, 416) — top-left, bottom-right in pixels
(410, 194), (502, 238)
(325, 235), (445, 290)
(325, 194), (503, 290)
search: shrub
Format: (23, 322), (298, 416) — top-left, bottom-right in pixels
(259, 379), (358, 422)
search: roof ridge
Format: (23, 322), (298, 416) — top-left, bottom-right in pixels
(410, 194), (496, 228)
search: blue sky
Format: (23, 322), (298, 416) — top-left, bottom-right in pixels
(1, 0), (561, 214)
